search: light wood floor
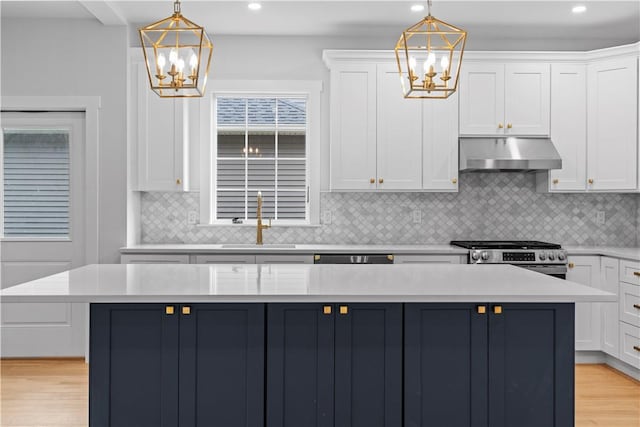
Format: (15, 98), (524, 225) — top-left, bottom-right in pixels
(0, 360), (638, 426)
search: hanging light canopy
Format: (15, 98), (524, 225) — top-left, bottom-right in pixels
(139, 0), (214, 98)
(395, 0), (467, 99)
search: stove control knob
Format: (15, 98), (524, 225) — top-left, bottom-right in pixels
(548, 252), (556, 261)
(539, 252), (547, 261)
(558, 252), (566, 261)
(481, 251), (490, 261)
(471, 251), (480, 261)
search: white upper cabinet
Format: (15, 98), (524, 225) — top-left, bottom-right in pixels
(548, 64), (588, 191)
(587, 57), (638, 191)
(423, 92), (459, 190)
(133, 61), (190, 191)
(330, 64), (377, 190)
(377, 64), (422, 190)
(459, 62), (550, 136)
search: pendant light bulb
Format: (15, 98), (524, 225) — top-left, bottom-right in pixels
(189, 53), (198, 69)
(157, 54), (166, 69)
(426, 52), (436, 66)
(169, 48), (179, 65)
(177, 58), (185, 72)
(440, 55), (449, 71)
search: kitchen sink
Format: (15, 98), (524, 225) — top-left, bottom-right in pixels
(220, 244), (297, 249)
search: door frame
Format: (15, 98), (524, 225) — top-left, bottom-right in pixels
(1, 96), (101, 264)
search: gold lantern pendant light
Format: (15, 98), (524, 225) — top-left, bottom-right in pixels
(139, 0), (214, 98)
(395, 0), (467, 99)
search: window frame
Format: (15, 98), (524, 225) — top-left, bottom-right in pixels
(199, 80), (322, 226)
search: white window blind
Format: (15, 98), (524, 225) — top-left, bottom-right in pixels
(3, 129), (70, 237)
(215, 97), (308, 221)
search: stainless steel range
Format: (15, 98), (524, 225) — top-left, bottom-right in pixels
(450, 240), (568, 279)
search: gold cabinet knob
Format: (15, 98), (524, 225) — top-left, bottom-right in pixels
(182, 306), (191, 315)
(568, 262), (575, 269)
(370, 178), (375, 184)
(452, 178), (458, 184)
(477, 305), (487, 314)
(634, 346), (640, 353)
(176, 178), (182, 185)
(633, 304), (640, 310)
(165, 305), (175, 315)
(507, 123), (512, 129)
(323, 305), (332, 315)
(339, 305), (348, 315)
(387, 254), (394, 261)
(379, 178), (384, 184)
(633, 272), (640, 277)
(588, 179), (594, 184)
(552, 179), (559, 184)
(493, 305), (503, 315)
(498, 123), (504, 129)
(314, 255), (321, 261)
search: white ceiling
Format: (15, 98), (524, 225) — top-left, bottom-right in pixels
(2, 1), (639, 50)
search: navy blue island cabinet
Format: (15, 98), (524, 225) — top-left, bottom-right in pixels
(405, 303), (575, 427)
(89, 303), (265, 427)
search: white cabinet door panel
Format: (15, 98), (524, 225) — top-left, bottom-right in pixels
(423, 92), (459, 190)
(619, 322), (640, 368)
(195, 255), (256, 264)
(568, 256), (601, 351)
(504, 63), (550, 135)
(120, 254), (190, 264)
(620, 282), (640, 327)
(459, 63), (505, 135)
(600, 257), (619, 357)
(549, 64), (587, 191)
(376, 64), (422, 190)
(330, 64), (377, 190)
(619, 259), (640, 285)
(587, 58), (638, 191)
(256, 255), (314, 264)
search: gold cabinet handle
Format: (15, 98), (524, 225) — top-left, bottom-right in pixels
(498, 123), (504, 129)
(568, 262), (575, 269)
(452, 178), (458, 184)
(339, 305), (348, 315)
(379, 178), (384, 184)
(314, 255), (321, 261)
(165, 305), (175, 315)
(176, 178), (182, 185)
(507, 123), (512, 129)
(552, 179), (559, 184)
(387, 254), (394, 261)
(477, 305), (487, 314)
(182, 306), (191, 315)
(633, 272), (640, 277)
(370, 178), (375, 184)
(323, 305), (332, 315)
(493, 305), (503, 314)
(634, 346), (640, 353)
(588, 179), (594, 184)
(633, 304), (640, 310)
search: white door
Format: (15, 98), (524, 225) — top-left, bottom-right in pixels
(549, 64), (587, 191)
(567, 256), (601, 351)
(504, 63), (550, 135)
(1, 111), (86, 357)
(423, 92), (459, 190)
(600, 257), (619, 357)
(376, 64), (422, 190)
(330, 64), (377, 190)
(459, 63), (505, 135)
(587, 57), (638, 191)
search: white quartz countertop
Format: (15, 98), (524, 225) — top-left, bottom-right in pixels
(564, 246), (640, 262)
(0, 263), (615, 304)
(120, 244), (469, 255)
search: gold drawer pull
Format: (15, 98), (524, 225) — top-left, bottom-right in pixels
(493, 305), (503, 315)
(477, 305), (487, 314)
(378, 178), (384, 184)
(552, 179), (559, 184)
(588, 178), (594, 184)
(339, 305), (348, 315)
(498, 123), (504, 129)
(314, 255), (321, 261)
(633, 304), (640, 310)
(452, 178), (458, 184)
(323, 305), (332, 315)
(633, 346), (640, 353)
(387, 254), (394, 261)
(165, 306), (175, 315)
(633, 272), (640, 277)
(568, 262), (575, 269)
(370, 178), (375, 184)
(507, 123), (512, 129)
(176, 178), (182, 185)
(182, 306), (191, 315)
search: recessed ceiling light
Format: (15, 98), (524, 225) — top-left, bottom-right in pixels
(248, 2), (262, 11)
(411, 4), (425, 12)
(572, 5), (587, 14)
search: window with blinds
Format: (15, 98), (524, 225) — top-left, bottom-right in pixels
(3, 129), (70, 237)
(215, 97), (308, 222)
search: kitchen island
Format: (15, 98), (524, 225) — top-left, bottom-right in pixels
(1, 263), (615, 427)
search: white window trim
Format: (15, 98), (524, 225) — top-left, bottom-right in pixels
(199, 80), (322, 226)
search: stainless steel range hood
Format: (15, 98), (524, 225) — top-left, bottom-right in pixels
(459, 137), (562, 172)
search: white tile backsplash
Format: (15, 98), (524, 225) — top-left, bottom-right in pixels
(141, 173), (639, 247)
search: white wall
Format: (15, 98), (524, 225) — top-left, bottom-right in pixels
(1, 18), (128, 262)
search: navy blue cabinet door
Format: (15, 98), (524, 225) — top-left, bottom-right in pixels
(90, 304), (180, 427)
(334, 303), (402, 427)
(178, 304), (265, 427)
(404, 304), (489, 427)
(488, 303), (574, 427)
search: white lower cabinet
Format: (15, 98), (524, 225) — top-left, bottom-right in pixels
(600, 257), (619, 357)
(619, 322), (640, 368)
(255, 255), (313, 264)
(195, 255), (256, 264)
(120, 254), (190, 264)
(567, 256), (601, 351)
(393, 255), (464, 264)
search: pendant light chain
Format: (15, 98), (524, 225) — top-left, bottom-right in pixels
(174, 0), (181, 14)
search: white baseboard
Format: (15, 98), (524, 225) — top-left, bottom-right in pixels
(576, 351), (640, 381)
